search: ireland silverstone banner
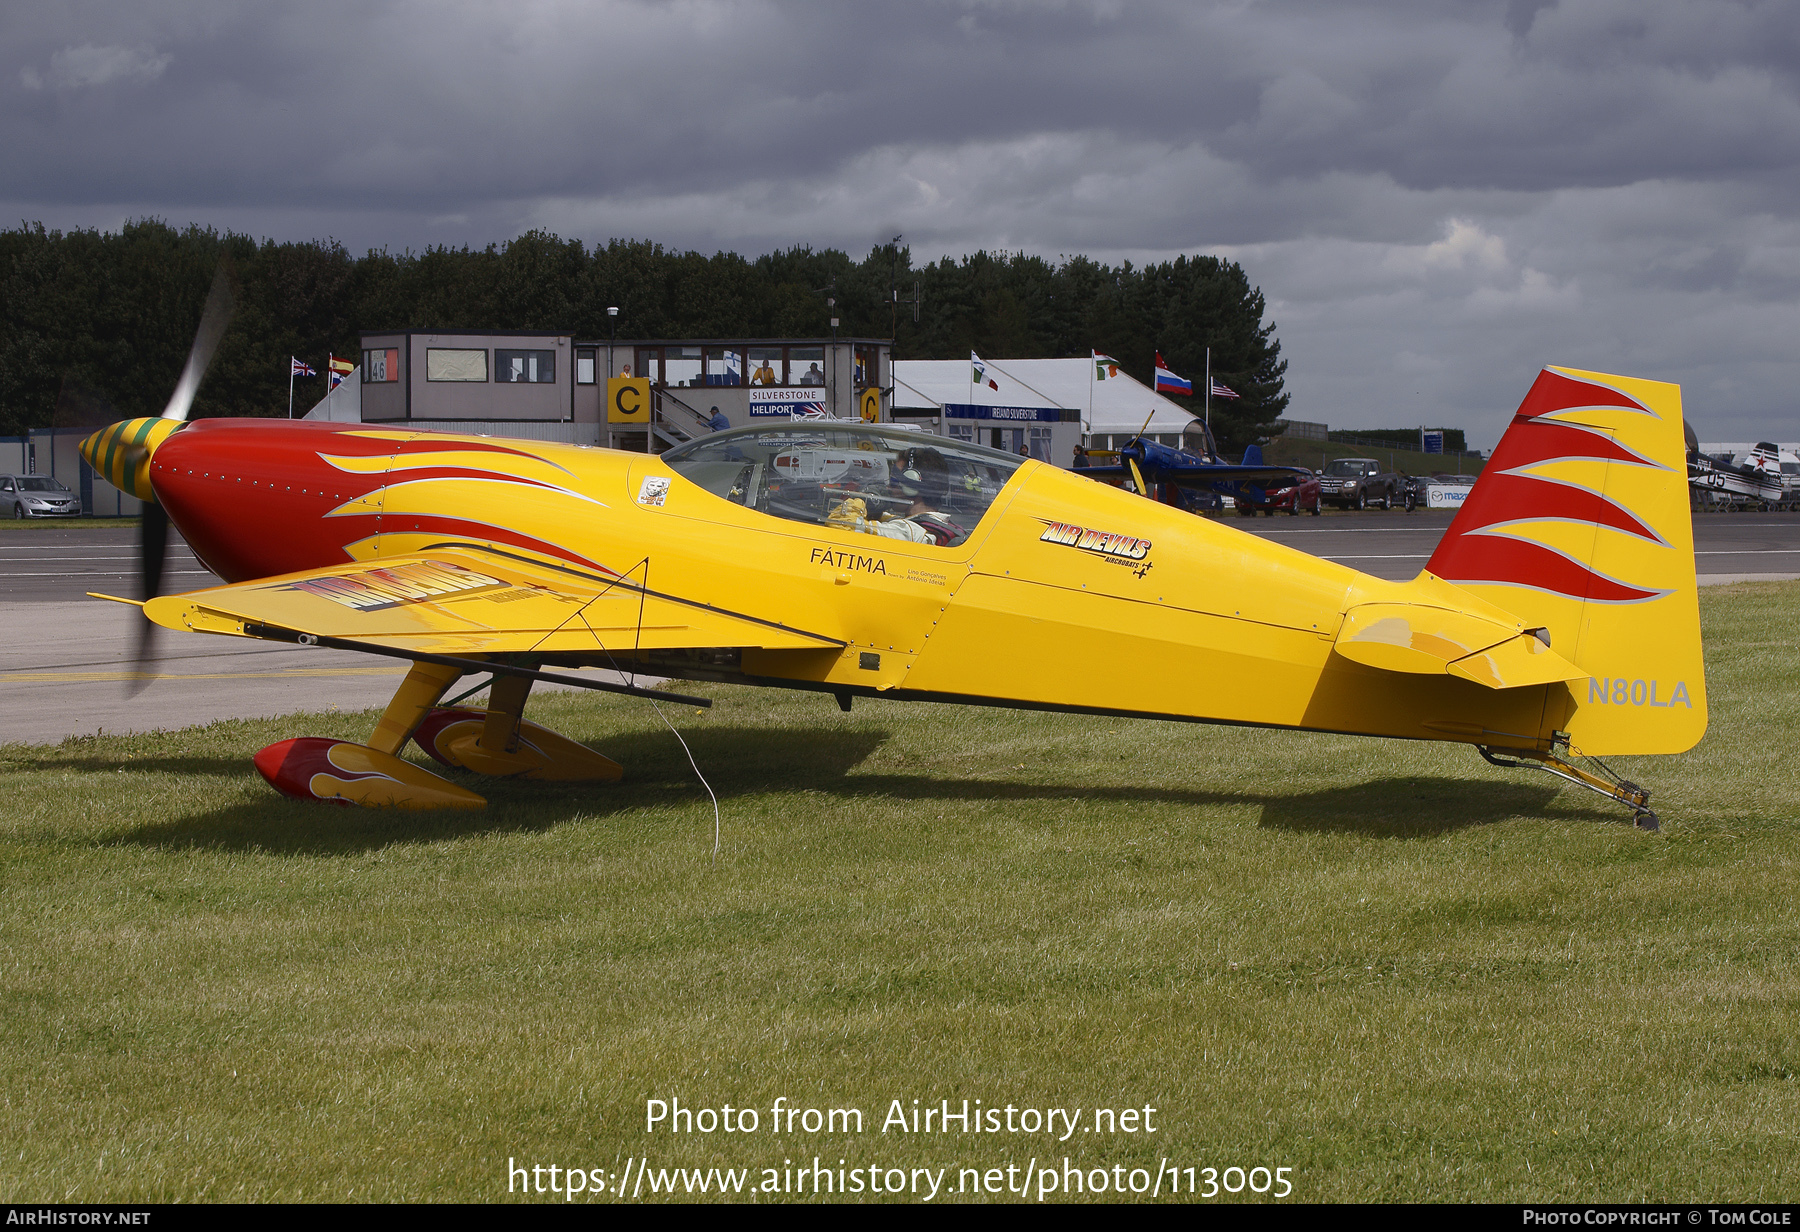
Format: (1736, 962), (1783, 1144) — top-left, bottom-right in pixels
(941, 403), (1063, 422)
(750, 389), (829, 418)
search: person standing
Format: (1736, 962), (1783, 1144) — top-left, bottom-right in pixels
(708, 406), (730, 432)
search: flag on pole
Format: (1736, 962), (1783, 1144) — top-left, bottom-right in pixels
(328, 355), (354, 390)
(1093, 352), (1122, 380)
(1210, 380), (1241, 400)
(291, 357), (316, 377)
(970, 351), (999, 391)
(1153, 352), (1192, 396)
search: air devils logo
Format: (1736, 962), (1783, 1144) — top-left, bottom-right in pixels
(1428, 369), (1669, 603)
(1039, 520), (1152, 562)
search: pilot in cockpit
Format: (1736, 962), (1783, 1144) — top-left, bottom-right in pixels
(828, 463), (966, 546)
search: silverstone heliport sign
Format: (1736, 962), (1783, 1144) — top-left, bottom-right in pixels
(751, 389), (829, 417)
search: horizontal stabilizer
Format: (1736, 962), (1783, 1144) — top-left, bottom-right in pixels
(1332, 601), (1586, 690)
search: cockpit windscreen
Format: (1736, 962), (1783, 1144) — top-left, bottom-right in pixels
(661, 424), (1026, 548)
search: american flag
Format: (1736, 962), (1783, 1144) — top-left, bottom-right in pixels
(291, 357), (316, 377)
(1210, 380), (1240, 400)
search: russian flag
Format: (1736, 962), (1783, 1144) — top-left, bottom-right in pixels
(1153, 352), (1192, 397)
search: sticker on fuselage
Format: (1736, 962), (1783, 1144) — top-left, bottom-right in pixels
(1038, 519), (1153, 565)
(637, 476), (671, 507)
(288, 561), (505, 611)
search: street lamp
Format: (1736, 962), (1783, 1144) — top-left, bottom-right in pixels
(606, 306), (621, 451)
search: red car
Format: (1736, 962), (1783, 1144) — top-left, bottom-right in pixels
(1234, 470), (1323, 516)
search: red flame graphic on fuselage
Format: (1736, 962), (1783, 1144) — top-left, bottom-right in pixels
(151, 420), (610, 581)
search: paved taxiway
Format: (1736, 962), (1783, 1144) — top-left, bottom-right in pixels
(4, 514), (1798, 746)
(1239, 509), (1800, 585)
(0, 526), (640, 745)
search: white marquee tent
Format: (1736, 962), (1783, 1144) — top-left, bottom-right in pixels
(892, 357), (1203, 443)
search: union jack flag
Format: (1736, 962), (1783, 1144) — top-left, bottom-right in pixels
(291, 357), (316, 377)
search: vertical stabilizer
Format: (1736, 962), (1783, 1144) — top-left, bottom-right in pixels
(1426, 367), (1705, 755)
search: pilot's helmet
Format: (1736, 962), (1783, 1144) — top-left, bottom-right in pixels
(898, 468), (946, 504)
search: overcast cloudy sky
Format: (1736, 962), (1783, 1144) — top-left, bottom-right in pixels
(5, 0), (1797, 447)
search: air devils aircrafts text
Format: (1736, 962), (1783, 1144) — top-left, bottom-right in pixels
(1038, 520), (1151, 562)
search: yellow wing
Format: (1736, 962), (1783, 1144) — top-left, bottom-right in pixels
(142, 548), (845, 659)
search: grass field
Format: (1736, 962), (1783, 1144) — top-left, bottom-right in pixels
(0, 516), (139, 530)
(1, 582), (1795, 1203)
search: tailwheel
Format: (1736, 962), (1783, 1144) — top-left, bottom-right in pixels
(414, 706), (624, 782)
(254, 738), (486, 810)
(1478, 736), (1657, 828)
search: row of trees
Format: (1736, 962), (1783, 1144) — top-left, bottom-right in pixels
(1331, 428), (1469, 452)
(0, 220), (1289, 450)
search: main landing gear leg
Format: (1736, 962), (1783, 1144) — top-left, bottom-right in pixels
(371, 660), (467, 756)
(1478, 738), (1658, 830)
(473, 674), (534, 768)
(413, 673), (624, 783)
(253, 659), (486, 809)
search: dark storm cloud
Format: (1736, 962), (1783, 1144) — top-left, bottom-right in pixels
(11, 1), (1793, 223)
(3, 0), (1796, 440)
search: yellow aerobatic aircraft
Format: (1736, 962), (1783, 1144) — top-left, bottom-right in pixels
(81, 362), (1703, 827)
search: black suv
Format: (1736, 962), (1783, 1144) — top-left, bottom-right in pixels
(1317, 457), (1405, 510)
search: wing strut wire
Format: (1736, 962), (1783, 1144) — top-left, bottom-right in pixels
(631, 558), (720, 863)
(523, 553), (723, 863)
(649, 694), (721, 865)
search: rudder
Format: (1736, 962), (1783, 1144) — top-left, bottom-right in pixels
(1426, 366), (1706, 755)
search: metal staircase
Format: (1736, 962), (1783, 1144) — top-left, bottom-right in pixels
(649, 389), (713, 451)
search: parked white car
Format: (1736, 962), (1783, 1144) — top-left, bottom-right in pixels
(2, 474), (82, 518)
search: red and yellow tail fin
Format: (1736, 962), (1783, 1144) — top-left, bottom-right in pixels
(1426, 366), (1705, 755)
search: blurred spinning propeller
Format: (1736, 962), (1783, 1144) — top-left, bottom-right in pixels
(159, 261), (235, 426)
(66, 261), (234, 693)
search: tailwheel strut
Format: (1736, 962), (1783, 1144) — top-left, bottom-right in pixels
(1478, 735), (1658, 830)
